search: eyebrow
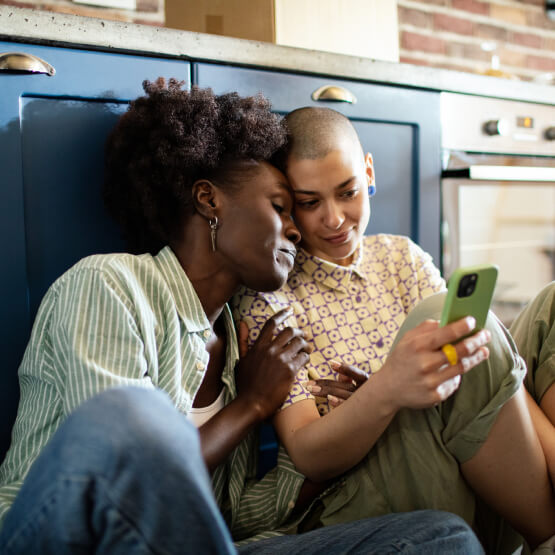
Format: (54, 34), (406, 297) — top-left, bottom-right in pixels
(294, 176), (356, 195)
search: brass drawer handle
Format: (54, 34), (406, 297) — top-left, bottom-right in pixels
(0, 52), (56, 76)
(311, 85), (356, 104)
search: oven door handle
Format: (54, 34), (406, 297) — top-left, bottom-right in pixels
(442, 165), (555, 182)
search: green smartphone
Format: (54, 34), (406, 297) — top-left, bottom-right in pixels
(440, 264), (499, 331)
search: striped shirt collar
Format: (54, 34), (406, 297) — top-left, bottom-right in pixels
(154, 246), (211, 334)
(294, 241), (367, 291)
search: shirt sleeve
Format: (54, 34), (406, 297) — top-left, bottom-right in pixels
(232, 287), (316, 409)
(402, 237), (446, 309)
(50, 268), (155, 416)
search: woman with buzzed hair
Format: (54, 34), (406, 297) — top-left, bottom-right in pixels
(234, 106), (555, 554)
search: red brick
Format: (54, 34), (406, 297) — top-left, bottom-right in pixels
(401, 31), (446, 54)
(136, 0), (159, 13)
(434, 12), (473, 34)
(512, 31), (543, 49)
(545, 37), (555, 52)
(526, 54), (555, 71)
(474, 23), (508, 42)
(448, 41), (491, 62)
(526, 10), (555, 30)
(451, 0), (489, 16)
(398, 6), (432, 29)
(498, 46), (527, 68)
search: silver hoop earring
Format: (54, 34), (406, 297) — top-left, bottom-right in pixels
(209, 216), (219, 252)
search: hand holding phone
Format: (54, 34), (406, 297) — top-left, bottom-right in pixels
(440, 264), (498, 331)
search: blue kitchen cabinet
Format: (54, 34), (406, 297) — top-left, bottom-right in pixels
(0, 41), (190, 458)
(194, 63), (442, 264)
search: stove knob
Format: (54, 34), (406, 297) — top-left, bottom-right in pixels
(483, 119), (509, 136)
(545, 127), (555, 141)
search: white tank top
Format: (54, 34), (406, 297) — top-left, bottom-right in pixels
(188, 388), (225, 428)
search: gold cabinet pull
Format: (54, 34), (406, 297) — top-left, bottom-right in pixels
(311, 85), (356, 104)
(0, 52), (55, 76)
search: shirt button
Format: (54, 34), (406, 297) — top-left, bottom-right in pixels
(203, 330), (211, 339)
(287, 500), (295, 510)
(196, 361), (205, 371)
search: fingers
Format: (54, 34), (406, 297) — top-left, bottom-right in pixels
(429, 316), (478, 350)
(329, 359), (369, 385)
(304, 379), (355, 400)
(431, 345), (489, 399)
(435, 329), (491, 370)
(257, 308), (293, 343)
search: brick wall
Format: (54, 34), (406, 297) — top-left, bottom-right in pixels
(399, 0), (555, 82)
(0, 0), (163, 26)
(1, 0), (554, 83)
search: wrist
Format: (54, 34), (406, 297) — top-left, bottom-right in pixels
(233, 392), (268, 424)
(361, 369), (400, 418)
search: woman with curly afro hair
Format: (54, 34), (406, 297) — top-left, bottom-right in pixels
(0, 79), (482, 555)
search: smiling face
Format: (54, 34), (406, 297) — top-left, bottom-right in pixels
(286, 142), (371, 266)
(217, 161), (300, 291)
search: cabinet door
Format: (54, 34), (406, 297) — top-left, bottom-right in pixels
(195, 63), (441, 262)
(0, 42), (190, 458)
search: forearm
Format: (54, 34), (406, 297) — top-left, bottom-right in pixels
(278, 372), (398, 482)
(198, 395), (264, 472)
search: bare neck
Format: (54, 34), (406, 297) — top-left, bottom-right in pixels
(170, 214), (239, 327)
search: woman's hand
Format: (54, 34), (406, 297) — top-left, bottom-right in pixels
(305, 361), (369, 408)
(235, 309), (312, 421)
(375, 316), (491, 413)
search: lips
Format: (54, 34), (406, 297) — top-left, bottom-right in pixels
(278, 248), (296, 266)
(323, 229), (352, 245)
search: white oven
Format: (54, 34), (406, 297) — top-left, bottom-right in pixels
(441, 93), (555, 326)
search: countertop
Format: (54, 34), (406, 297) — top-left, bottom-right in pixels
(1, 5), (554, 106)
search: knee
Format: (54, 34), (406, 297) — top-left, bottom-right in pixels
(51, 388), (200, 471)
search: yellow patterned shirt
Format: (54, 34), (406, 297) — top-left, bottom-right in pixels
(233, 234), (445, 415)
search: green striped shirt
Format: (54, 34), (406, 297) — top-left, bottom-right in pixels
(0, 246), (305, 541)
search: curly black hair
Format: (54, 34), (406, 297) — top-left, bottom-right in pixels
(104, 78), (287, 254)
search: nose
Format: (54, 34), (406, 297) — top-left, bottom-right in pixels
(285, 217), (301, 245)
(322, 201), (344, 230)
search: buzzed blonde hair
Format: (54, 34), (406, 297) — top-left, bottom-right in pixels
(284, 107), (362, 162)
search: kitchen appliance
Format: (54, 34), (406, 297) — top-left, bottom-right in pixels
(441, 92), (555, 326)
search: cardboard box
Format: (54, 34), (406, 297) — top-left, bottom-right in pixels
(165, 0), (399, 63)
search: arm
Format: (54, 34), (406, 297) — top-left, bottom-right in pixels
(54, 268), (157, 415)
(274, 317), (491, 482)
(199, 311), (311, 472)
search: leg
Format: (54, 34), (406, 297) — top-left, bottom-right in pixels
(395, 293), (555, 549)
(461, 385), (555, 549)
(238, 510), (483, 555)
(0, 387), (236, 555)
(510, 282), (555, 481)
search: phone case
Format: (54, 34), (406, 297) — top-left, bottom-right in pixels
(439, 264), (498, 330)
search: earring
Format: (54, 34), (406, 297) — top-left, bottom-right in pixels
(366, 175), (376, 197)
(209, 216), (218, 252)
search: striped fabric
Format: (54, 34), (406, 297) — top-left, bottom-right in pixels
(0, 246), (305, 541)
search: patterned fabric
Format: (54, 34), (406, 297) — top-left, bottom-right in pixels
(233, 234), (445, 415)
(0, 246), (305, 541)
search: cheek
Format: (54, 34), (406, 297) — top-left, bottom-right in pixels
(293, 211), (319, 241)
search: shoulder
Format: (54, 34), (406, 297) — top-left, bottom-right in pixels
(49, 252), (166, 310)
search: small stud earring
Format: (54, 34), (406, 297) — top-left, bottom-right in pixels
(209, 216), (218, 252)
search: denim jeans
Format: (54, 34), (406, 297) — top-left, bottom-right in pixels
(0, 388), (483, 554)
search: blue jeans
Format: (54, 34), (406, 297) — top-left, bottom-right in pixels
(0, 388), (484, 554)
